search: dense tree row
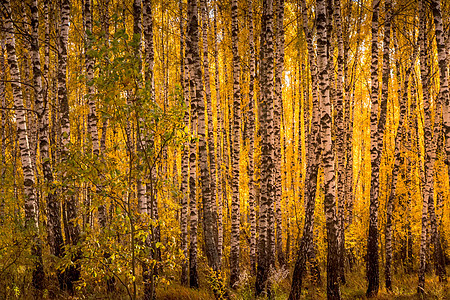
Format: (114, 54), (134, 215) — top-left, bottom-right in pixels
(1, 0), (450, 299)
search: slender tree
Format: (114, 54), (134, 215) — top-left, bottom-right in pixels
(213, 2), (224, 268)
(179, 0), (189, 286)
(57, 0), (82, 292)
(366, 0), (383, 296)
(142, 0), (161, 298)
(380, 0), (393, 291)
(199, 0), (220, 275)
(288, 0), (322, 297)
(29, 0), (65, 264)
(246, 0), (257, 273)
(83, 0), (106, 231)
(333, 0), (347, 283)
(431, 0), (448, 282)
(20, 3), (37, 180)
(318, 0), (341, 298)
(255, 0), (276, 295)
(84, 0), (100, 158)
(385, 25), (417, 291)
(3, 0), (45, 291)
(274, 0), (285, 268)
(230, 0), (241, 287)
(418, 0), (432, 293)
(0, 41), (5, 222)
(133, 0), (147, 233)
(186, 0), (200, 288)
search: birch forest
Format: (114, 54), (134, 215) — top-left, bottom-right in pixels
(2, 0), (450, 299)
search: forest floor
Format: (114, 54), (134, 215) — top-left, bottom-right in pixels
(156, 266), (450, 300)
(13, 265), (450, 299)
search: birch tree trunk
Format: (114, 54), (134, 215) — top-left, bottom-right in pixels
(417, 0), (445, 287)
(288, 1), (322, 298)
(318, 0), (341, 298)
(186, 0), (200, 288)
(84, 0), (100, 158)
(3, 0), (45, 290)
(380, 0), (392, 288)
(100, 1), (116, 292)
(213, 3), (224, 268)
(366, 0), (382, 296)
(380, 0), (393, 290)
(99, 0), (109, 160)
(0, 42), (5, 222)
(344, 0), (363, 232)
(246, 0), (257, 273)
(44, 0), (50, 81)
(83, 0), (106, 228)
(21, 4), (38, 183)
(274, 0), (285, 268)
(406, 78), (419, 274)
(141, 0), (161, 298)
(133, 0), (147, 231)
(430, 0), (448, 282)
(386, 25), (416, 291)
(230, 0), (241, 287)
(179, 0), (189, 286)
(418, 1), (431, 292)
(255, 0), (275, 295)
(332, 0), (347, 283)
(58, 0), (82, 292)
(29, 0), (65, 263)
(199, 0), (220, 275)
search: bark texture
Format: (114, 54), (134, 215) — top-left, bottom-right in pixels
(199, 0), (220, 276)
(247, 0), (257, 273)
(30, 0), (64, 262)
(431, 0), (448, 282)
(288, 1), (322, 298)
(179, 0), (189, 286)
(230, 0), (241, 287)
(333, 0), (347, 283)
(418, 1), (432, 292)
(59, 0), (81, 292)
(4, 0), (45, 290)
(186, 0), (200, 288)
(213, 3), (224, 268)
(274, 0), (285, 268)
(255, 0), (275, 296)
(318, 0), (341, 298)
(379, 0), (392, 290)
(386, 25), (417, 292)
(366, 0), (382, 296)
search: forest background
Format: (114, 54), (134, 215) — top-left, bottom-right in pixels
(1, 0), (450, 299)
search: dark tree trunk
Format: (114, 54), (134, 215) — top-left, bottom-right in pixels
(255, 0), (275, 296)
(366, 0), (383, 296)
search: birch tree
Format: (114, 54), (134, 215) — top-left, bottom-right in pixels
(366, 0), (383, 296)
(430, 0), (448, 282)
(255, 0), (275, 295)
(318, 0), (341, 297)
(230, 0), (241, 287)
(200, 0), (220, 275)
(246, 0), (257, 273)
(179, 0), (189, 286)
(288, 0), (322, 297)
(186, 0), (200, 288)
(274, 0), (285, 268)
(3, 0), (45, 291)
(29, 0), (65, 264)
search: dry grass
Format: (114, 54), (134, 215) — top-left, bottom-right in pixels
(156, 283), (215, 300)
(338, 266), (450, 299)
(8, 265), (450, 299)
(253, 265), (450, 299)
